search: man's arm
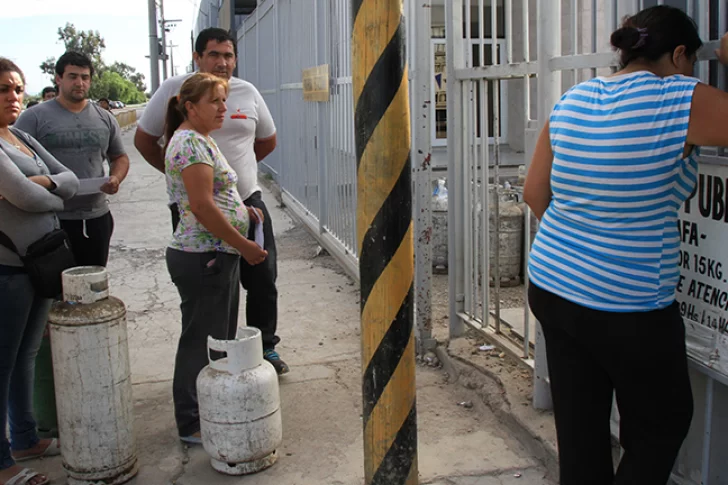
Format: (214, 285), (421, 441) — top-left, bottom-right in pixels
(254, 133), (277, 162)
(101, 115), (131, 195)
(134, 128), (165, 173)
(135, 77), (178, 173)
(252, 86), (277, 162)
(101, 154), (130, 195)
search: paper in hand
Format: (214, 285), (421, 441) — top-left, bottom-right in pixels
(77, 177), (110, 196)
(254, 208), (265, 248)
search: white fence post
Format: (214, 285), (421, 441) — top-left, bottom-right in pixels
(412, 0), (435, 353)
(316, 0), (329, 234)
(532, 0), (561, 411)
(446, 0), (467, 339)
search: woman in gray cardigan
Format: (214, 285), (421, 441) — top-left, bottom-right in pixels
(0, 58), (79, 485)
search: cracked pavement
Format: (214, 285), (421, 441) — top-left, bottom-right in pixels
(27, 128), (554, 484)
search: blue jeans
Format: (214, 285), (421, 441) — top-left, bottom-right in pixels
(0, 266), (52, 470)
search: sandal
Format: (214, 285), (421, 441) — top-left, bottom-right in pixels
(3, 467), (49, 485)
(13, 439), (61, 462)
(179, 431), (202, 445)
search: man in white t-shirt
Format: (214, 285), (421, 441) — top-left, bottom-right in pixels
(134, 28), (288, 376)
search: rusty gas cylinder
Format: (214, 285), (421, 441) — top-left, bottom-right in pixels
(48, 266), (138, 485)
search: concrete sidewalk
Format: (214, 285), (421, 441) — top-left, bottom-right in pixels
(26, 130), (554, 485)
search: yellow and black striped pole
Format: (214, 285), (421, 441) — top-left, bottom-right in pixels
(352, 0), (417, 484)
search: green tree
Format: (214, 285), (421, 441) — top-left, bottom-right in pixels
(39, 59), (57, 78)
(91, 71), (146, 105)
(107, 62), (146, 93)
(23, 94), (42, 107)
(38, 23), (146, 104)
(40, 23), (106, 79)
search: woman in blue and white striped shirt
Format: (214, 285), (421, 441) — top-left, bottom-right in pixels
(524, 6), (728, 485)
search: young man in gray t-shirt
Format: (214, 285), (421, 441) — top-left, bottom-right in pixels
(15, 51), (129, 267)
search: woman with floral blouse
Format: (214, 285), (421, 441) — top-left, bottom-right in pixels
(162, 72), (267, 444)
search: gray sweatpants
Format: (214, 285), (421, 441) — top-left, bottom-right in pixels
(165, 248), (240, 437)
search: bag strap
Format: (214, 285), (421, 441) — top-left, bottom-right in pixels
(0, 230), (19, 254)
(0, 140), (20, 254)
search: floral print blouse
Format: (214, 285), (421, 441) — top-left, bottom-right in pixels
(165, 129), (249, 254)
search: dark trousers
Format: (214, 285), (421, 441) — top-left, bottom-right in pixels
(528, 282), (693, 485)
(166, 249), (240, 437)
(60, 212), (114, 267)
(240, 192), (279, 350)
(170, 191), (279, 350)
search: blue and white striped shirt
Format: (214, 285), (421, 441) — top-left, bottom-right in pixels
(528, 71), (700, 312)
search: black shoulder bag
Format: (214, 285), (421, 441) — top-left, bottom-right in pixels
(0, 229), (76, 299)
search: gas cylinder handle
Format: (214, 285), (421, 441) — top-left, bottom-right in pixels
(207, 336), (230, 372)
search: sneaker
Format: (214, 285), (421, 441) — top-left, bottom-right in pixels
(264, 349), (290, 375)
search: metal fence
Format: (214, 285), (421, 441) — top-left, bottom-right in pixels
(446, 0), (728, 483)
(237, 0), (361, 277)
(445, 0), (541, 398)
(236, 0), (437, 348)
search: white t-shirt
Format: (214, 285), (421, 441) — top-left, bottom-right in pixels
(138, 73), (276, 201)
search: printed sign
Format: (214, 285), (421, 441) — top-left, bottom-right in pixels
(677, 161), (728, 378)
(302, 64), (330, 102)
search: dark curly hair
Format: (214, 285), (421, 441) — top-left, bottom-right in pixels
(55, 51), (95, 78)
(611, 6), (703, 68)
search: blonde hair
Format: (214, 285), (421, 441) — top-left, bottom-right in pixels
(164, 72), (229, 145)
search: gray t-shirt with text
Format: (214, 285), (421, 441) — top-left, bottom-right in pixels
(15, 99), (126, 220)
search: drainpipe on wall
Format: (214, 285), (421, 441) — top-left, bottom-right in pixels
(230, 0), (239, 78)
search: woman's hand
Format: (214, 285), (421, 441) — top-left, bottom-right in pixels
(239, 240), (268, 265)
(716, 32), (728, 66)
(28, 175), (55, 190)
(246, 206), (264, 225)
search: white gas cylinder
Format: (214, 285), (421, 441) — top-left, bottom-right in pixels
(197, 328), (282, 475)
(48, 266), (138, 485)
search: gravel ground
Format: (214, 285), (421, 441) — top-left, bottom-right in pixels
(431, 273), (526, 342)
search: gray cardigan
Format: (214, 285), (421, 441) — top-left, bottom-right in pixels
(0, 127), (79, 266)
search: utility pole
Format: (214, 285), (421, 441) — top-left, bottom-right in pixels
(158, 0), (182, 81)
(168, 42), (178, 77)
(229, 0), (238, 78)
(159, 0), (167, 80)
(352, 0), (418, 484)
(190, 31), (195, 73)
(147, 0), (160, 93)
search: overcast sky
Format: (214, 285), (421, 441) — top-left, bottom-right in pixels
(1, 0), (197, 96)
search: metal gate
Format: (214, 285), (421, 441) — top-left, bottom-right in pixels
(445, 0), (541, 390)
(446, 0), (728, 483)
(237, 0), (358, 276)
(236, 0), (438, 349)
